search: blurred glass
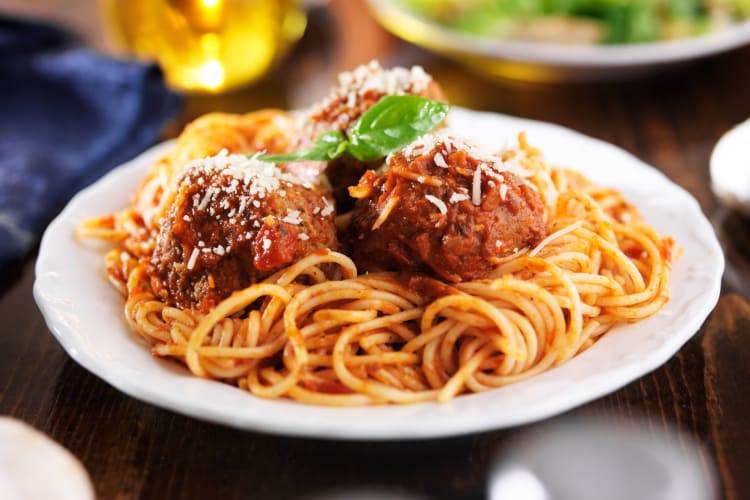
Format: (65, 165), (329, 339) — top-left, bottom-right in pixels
(488, 419), (717, 500)
(100, 0), (307, 93)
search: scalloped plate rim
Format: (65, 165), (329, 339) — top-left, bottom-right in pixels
(33, 107), (724, 440)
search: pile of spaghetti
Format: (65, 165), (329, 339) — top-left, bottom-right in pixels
(78, 71), (675, 406)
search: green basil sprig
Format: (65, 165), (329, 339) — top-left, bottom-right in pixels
(259, 95), (449, 163)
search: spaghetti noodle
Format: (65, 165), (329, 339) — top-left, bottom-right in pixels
(78, 100), (674, 407)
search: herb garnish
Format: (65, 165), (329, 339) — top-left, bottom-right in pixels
(259, 95), (449, 163)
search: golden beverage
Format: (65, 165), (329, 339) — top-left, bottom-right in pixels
(100, 0), (306, 92)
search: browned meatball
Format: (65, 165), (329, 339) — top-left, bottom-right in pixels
(304, 60), (446, 138)
(350, 132), (548, 282)
(149, 151), (337, 311)
(283, 61), (447, 211)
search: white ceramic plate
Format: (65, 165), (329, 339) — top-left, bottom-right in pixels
(34, 108), (723, 440)
(368, 0), (750, 81)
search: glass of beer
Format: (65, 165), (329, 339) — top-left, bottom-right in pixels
(100, 0), (307, 93)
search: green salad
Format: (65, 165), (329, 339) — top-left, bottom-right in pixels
(400, 0), (750, 44)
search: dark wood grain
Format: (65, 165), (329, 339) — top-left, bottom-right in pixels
(2, 1), (750, 499)
(704, 295), (750, 500)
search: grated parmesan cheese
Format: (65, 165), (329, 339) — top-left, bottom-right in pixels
(449, 192), (470, 203)
(184, 151), (308, 212)
(336, 62), (428, 106)
(196, 186), (215, 211)
(305, 61), (434, 133)
(321, 197), (334, 216)
(425, 194), (447, 214)
(238, 198), (247, 215)
(282, 209), (303, 225)
(433, 152), (448, 168)
(393, 130), (506, 174)
(472, 166), (483, 206)
(186, 248), (199, 270)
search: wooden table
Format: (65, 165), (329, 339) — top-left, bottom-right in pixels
(2, 2), (750, 498)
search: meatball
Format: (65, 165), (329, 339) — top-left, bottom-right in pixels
(284, 61), (447, 211)
(149, 151), (337, 311)
(350, 132), (548, 282)
(305, 60), (446, 137)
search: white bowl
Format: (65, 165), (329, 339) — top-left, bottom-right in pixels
(711, 118), (750, 216)
(367, 0), (750, 82)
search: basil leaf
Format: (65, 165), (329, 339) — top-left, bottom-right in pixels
(259, 131), (347, 163)
(347, 95), (449, 161)
(259, 96), (449, 164)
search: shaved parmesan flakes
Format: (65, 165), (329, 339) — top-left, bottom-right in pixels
(425, 194), (447, 214)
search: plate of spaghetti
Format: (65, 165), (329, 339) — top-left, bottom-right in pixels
(34, 62), (723, 439)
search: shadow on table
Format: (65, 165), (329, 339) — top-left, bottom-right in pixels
(712, 207), (750, 302)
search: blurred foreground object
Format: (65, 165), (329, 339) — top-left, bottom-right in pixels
(0, 417), (94, 500)
(711, 117), (750, 217)
(488, 419), (716, 500)
(367, 0), (750, 81)
(0, 18), (181, 268)
(100, 0), (307, 92)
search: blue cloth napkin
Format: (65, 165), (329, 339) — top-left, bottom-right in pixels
(0, 18), (182, 268)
